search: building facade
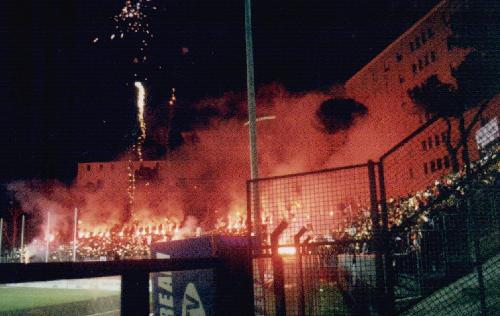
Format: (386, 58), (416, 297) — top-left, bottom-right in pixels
(345, 0), (499, 196)
(76, 160), (165, 190)
(346, 0), (466, 115)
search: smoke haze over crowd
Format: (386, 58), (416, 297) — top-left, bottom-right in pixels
(5, 81), (419, 243)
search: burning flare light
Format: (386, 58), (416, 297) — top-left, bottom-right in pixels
(278, 246), (297, 256)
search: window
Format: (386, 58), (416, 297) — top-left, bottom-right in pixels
(87, 165), (91, 171)
(430, 160), (436, 172)
(421, 31), (427, 43)
(444, 155), (450, 168)
(99, 164), (103, 171)
(422, 140), (427, 151)
(424, 54), (430, 66)
(437, 158), (443, 170)
(396, 53), (403, 62)
(431, 51), (437, 62)
(412, 64), (417, 73)
(416, 36), (421, 48)
(435, 134), (440, 146)
(410, 42), (415, 52)
(427, 28), (434, 38)
(428, 137), (433, 149)
(399, 75), (405, 83)
(441, 131), (447, 143)
(384, 61), (389, 72)
(418, 59), (423, 70)
(409, 168), (414, 179)
(111, 164), (115, 170)
(424, 163), (428, 175)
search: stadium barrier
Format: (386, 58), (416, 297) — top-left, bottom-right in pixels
(0, 257), (254, 316)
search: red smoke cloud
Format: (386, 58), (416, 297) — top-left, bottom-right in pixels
(7, 82), (418, 242)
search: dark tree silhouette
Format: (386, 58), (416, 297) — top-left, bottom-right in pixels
(448, 0), (499, 107)
(316, 98), (368, 134)
(409, 73), (491, 173)
(409, 76), (463, 171)
(409, 1), (499, 173)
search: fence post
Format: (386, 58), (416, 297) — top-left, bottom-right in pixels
(415, 232), (424, 297)
(441, 214), (450, 277)
(462, 128), (488, 315)
(0, 218), (3, 263)
(466, 196), (488, 315)
(294, 227), (308, 316)
(215, 244), (255, 316)
(371, 160), (396, 316)
(271, 221), (288, 316)
(121, 271), (149, 316)
(248, 180), (268, 316)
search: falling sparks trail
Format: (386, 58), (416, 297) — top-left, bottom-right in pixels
(134, 81), (147, 161)
(127, 81), (147, 220)
(135, 81), (146, 141)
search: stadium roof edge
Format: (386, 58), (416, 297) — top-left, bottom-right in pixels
(345, 0), (448, 89)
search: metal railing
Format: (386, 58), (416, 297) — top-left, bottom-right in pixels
(0, 257), (254, 316)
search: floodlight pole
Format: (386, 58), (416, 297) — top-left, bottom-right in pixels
(0, 218), (3, 261)
(73, 208), (78, 262)
(245, 6), (265, 316)
(45, 212), (51, 263)
(245, 0), (262, 247)
(245, 0), (258, 181)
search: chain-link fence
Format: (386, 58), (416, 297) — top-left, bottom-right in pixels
(248, 163), (393, 315)
(379, 103), (499, 315)
(248, 103), (499, 315)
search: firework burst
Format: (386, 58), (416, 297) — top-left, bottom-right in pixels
(93, 0), (157, 67)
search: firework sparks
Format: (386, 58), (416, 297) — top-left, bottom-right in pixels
(109, 1), (155, 64)
(113, 0), (156, 37)
(93, 0), (156, 73)
(168, 87), (176, 106)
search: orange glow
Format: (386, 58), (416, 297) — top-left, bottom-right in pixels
(278, 246), (296, 256)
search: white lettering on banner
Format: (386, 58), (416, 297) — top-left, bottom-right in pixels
(159, 273), (173, 292)
(156, 252), (174, 315)
(182, 283), (206, 316)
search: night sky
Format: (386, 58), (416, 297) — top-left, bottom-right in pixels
(0, 0), (439, 182)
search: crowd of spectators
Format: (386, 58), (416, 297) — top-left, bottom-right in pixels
(2, 147), (497, 263)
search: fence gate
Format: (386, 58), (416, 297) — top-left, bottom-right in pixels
(247, 162), (393, 316)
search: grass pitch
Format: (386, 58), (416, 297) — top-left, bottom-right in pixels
(0, 286), (119, 313)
